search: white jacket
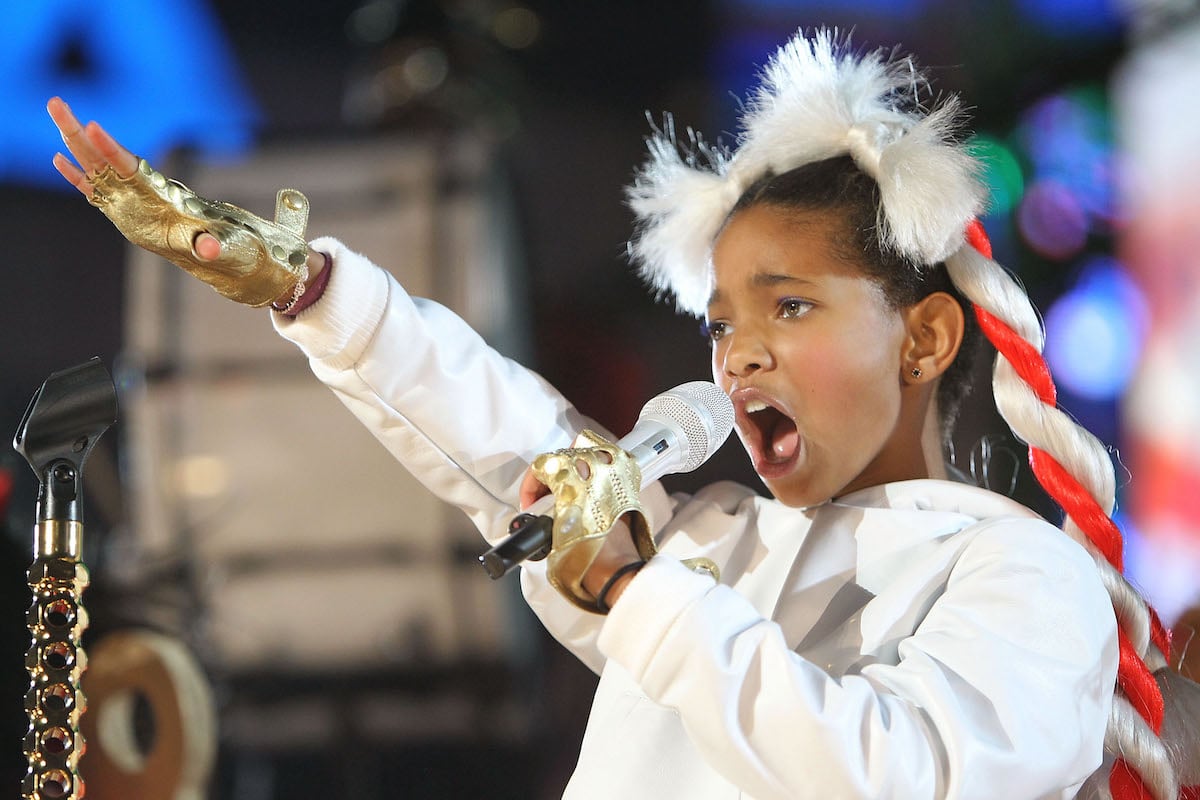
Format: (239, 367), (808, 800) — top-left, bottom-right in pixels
(273, 237), (1118, 799)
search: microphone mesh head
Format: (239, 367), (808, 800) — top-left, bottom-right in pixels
(639, 381), (735, 472)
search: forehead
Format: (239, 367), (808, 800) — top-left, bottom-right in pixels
(709, 204), (868, 295)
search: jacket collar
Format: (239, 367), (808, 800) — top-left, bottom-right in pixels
(829, 479), (1045, 595)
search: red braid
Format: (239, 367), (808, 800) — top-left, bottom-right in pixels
(963, 219), (1169, 800)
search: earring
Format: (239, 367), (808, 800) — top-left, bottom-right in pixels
(910, 367), (922, 379)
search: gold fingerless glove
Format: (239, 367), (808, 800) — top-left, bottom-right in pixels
(532, 430), (721, 613)
(88, 158), (310, 307)
(533, 430), (658, 613)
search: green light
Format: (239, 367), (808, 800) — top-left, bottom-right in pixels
(970, 135), (1025, 215)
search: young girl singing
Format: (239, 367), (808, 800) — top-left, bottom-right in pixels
(48, 28), (1191, 799)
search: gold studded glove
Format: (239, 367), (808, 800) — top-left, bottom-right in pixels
(88, 158), (311, 307)
(532, 429), (658, 613)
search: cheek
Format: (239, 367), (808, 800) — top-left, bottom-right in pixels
(837, 309), (906, 383)
(795, 330), (901, 418)
(782, 328), (878, 385)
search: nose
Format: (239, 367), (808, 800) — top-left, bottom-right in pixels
(718, 329), (774, 379)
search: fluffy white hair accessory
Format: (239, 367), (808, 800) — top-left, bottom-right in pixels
(625, 28), (988, 316)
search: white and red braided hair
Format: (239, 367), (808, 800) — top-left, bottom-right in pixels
(625, 28), (1182, 799)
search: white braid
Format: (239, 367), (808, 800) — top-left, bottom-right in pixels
(1106, 694), (1180, 800)
(942, 246), (1045, 359)
(1097, 557), (1154, 660)
(1086, 770), (1117, 800)
(946, 242), (1176, 797)
(991, 358), (1118, 510)
(945, 248), (1118, 517)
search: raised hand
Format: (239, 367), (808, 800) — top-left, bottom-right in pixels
(49, 97), (140, 197)
(47, 97), (316, 306)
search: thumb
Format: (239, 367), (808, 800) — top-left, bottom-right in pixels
(193, 232), (221, 261)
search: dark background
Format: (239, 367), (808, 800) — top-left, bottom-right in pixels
(0, 0), (1169, 797)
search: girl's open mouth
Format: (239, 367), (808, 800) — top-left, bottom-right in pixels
(735, 391), (801, 476)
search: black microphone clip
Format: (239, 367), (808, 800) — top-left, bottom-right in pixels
(478, 511), (554, 579)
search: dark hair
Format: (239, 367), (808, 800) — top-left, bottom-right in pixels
(728, 155), (983, 437)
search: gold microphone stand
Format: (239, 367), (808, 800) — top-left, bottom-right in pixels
(13, 358), (117, 800)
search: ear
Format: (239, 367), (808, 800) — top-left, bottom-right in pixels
(901, 291), (965, 384)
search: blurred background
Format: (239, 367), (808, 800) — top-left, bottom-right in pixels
(2, 0), (1199, 797)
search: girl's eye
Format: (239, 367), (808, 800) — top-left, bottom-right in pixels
(700, 320), (728, 343)
(778, 298), (812, 319)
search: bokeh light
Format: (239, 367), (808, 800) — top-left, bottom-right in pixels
(1018, 88), (1115, 223)
(1014, 0), (1125, 38)
(1120, 509), (1200, 624)
(971, 135), (1025, 216)
(1016, 180), (1089, 260)
(1013, 87), (1117, 260)
(0, 0), (258, 187)
(1043, 257), (1149, 400)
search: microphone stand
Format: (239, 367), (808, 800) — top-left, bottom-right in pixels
(13, 358), (118, 800)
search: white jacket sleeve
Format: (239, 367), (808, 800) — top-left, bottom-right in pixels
(598, 519), (1116, 799)
(271, 237), (673, 672)
(272, 237), (584, 535)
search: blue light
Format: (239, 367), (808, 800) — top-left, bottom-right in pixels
(1119, 510), (1200, 626)
(0, 0), (259, 187)
(1014, 0), (1125, 37)
(1043, 258), (1149, 401)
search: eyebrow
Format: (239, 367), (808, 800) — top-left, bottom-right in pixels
(707, 273), (816, 307)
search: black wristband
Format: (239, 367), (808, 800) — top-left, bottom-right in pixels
(596, 561), (646, 614)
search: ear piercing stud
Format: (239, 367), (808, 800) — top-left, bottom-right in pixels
(910, 367), (922, 378)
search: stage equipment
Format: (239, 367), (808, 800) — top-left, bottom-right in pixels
(14, 357), (118, 800)
(79, 629), (215, 800)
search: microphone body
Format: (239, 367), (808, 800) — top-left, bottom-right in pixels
(479, 381), (734, 579)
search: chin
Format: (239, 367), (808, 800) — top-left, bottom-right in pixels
(763, 477), (836, 509)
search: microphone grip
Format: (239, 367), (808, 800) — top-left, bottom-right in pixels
(478, 495), (556, 580)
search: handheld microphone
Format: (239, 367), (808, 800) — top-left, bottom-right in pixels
(478, 381), (734, 579)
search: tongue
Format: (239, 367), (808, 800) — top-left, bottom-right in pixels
(769, 417), (800, 462)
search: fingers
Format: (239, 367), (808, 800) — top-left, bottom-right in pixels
(47, 97), (105, 176)
(52, 152), (93, 198)
(518, 468), (552, 511)
(47, 97), (138, 181)
(84, 120), (138, 178)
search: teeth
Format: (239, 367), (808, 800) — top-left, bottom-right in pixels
(745, 400), (768, 413)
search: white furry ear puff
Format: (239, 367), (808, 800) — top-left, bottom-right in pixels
(874, 99), (988, 265)
(625, 126), (737, 316)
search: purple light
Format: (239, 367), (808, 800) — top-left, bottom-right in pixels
(1017, 180), (1089, 260)
(1017, 89), (1116, 226)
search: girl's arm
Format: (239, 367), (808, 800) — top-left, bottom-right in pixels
(272, 236), (675, 673)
